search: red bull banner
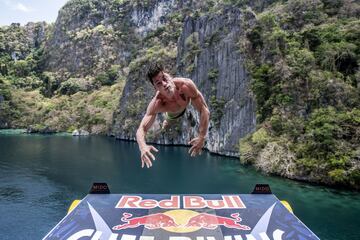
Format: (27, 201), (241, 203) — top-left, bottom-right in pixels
(43, 194), (319, 240)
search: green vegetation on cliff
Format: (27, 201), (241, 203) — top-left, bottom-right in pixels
(0, 16), (126, 133)
(1, 75), (124, 132)
(239, 0), (360, 189)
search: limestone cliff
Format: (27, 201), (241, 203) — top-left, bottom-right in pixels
(43, 0), (136, 78)
(110, 5), (257, 157)
(176, 8), (257, 156)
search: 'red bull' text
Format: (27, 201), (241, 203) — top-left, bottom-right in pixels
(115, 195), (246, 209)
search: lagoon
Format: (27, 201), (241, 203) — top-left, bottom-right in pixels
(0, 132), (359, 239)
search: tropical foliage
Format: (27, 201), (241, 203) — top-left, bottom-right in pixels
(240, 0), (360, 189)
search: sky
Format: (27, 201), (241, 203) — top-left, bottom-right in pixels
(0, 0), (70, 26)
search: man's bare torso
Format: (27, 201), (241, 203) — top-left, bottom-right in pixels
(153, 78), (191, 114)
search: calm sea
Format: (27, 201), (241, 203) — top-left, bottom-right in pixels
(0, 131), (359, 239)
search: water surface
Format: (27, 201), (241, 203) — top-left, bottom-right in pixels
(0, 132), (359, 239)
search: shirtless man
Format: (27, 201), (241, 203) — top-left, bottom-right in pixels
(136, 63), (210, 168)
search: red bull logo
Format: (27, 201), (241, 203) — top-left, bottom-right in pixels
(116, 195), (246, 209)
(185, 213), (251, 230)
(112, 210), (251, 233)
(112, 212), (178, 230)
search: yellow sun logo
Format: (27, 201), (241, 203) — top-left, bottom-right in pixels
(162, 210), (201, 233)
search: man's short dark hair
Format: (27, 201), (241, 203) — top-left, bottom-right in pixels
(147, 63), (164, 85)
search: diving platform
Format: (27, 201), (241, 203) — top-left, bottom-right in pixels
(43, 184), (319, 240)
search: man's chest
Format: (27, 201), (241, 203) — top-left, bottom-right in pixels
(162, 94), (190, 112)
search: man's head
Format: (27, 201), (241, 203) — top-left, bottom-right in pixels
(147, 63), (163, 85)
(147, 63), (175, 99)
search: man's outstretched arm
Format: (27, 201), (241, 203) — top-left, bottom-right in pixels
(185, 80), (210, 156)
(136, 100), (159, 168)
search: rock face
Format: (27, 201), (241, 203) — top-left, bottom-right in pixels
(176, 9), (257, 156)
(26, 126), (57, 134)
(0, 22), (48, 62)
(0, 121), (8, 129)
(72, 129), (90, 136)
(43, 0), (135, 78)
(131, 0), (176, 36)
(23, 22), (48, 49)
(43, 0), (178, 79)
(111, 6), (257, 157)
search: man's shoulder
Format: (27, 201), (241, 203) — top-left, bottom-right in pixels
(174, 77), (198, 96)
(173, 77), (192, 85)
(174, 77), (196, 90)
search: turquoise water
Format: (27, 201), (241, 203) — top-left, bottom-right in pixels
(0, 132), (359, 239)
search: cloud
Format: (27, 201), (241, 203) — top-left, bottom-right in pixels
(1, 0), (35, 12)
(14, 2), (33, 12)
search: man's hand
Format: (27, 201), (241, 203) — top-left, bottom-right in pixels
(140, 145), (158, 168)
(188, 136), (205, 157)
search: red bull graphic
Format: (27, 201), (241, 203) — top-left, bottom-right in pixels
(116, 195), (180, 209)
(112, 212), (178, 230)
(116, 195), (246, 209)
(43, 194), (320, 240)
(112, 211), (250, 232)
(185, 213), (251, 230)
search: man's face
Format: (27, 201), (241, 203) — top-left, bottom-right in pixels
(152, 71), (175, 98)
